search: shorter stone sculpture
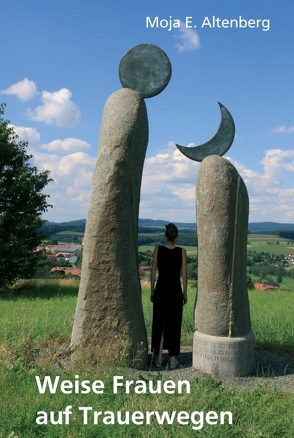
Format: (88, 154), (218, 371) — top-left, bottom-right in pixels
(193, 155), (254, 376)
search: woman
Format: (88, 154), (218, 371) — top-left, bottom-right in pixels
(150, 223), (187, 368)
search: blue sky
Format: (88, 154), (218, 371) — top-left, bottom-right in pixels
(1, 0), (294, 223)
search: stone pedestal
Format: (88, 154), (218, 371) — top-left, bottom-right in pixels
(193, 331), (255, 377)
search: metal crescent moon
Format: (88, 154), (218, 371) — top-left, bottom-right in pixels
(176, 102), (235, 162)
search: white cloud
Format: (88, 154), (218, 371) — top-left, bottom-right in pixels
(1, 78), (38, 101)
(34, 151), (95, 183)
(10, 124), (41, 148)
(271, 125), (294, 134)
(6, 125), (94, 220)
(41, 138), (91, 153)
(231, 149), (294, 190)
(140, 142), (199, 222)
(19, 132), (294, 224)
(33, 150), (96, 220)
(174, 22), (200, 52)
(261, 149), (294, 185)
(26, 88), (82, 127)
(140, 144), (294, 223)
(229, 149), (294, 222)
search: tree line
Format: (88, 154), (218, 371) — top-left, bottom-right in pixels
(278, 231), (294, 241)
(138, 233), (197, 247)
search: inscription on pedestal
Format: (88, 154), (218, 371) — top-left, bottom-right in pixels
(193, 331), (255, 377)
(194, 338), (245, 364)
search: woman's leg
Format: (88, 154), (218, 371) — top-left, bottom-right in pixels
(157, 331), (164, 364)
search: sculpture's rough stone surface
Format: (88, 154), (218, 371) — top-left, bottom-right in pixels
(71, 88), (148, 368)
(193, 155), (254, 376)
(195, 155), (251, 336)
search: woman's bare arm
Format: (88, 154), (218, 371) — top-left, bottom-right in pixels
(182, 247), (188, 304)
(150, 246), (158, 303)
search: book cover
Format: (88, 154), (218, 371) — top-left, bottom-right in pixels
(1, 1), (293, 436)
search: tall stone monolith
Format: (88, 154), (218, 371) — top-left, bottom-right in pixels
(193, 155), (254, 377)
(71, 88), (148, 368)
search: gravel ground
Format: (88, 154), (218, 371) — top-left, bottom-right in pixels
(130, 347), (294, 393)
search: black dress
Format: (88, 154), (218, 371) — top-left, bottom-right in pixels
(151, 245), (183, 356)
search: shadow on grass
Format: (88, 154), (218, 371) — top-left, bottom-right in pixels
(255, 339), (294, 357)
(145, 349), (294, 377)
(0, 278), (80, 300)
(253, 351), (294, 377)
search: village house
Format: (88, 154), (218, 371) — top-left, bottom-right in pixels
(50, 266), (81, 277)
(254, 283), (278, 291)
(46, 244), (82, 254)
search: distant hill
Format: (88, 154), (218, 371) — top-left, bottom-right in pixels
(138, 218), (196, 229)
(140, 220), (294, 233)
(43, 218), (294, 234)
(248, 222), (294, 233)
(48, 219), (87, 227)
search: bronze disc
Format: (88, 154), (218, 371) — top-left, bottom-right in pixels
(119, 44), (172, 98)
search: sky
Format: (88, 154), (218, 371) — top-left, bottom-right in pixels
(1, 0), (294, 224)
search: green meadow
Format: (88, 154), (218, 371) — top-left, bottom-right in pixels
(56, 231), (85, 237)
(249, 273), (294, 291)
(247, 234), (294, 256)
(140, 233), (294, 258)
(139, 245), (198, 256)
(0, 279), (293, 437)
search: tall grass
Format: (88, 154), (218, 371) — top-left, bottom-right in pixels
(0, 279), (78, 372)
(0, 280), (293, 437)
(1, 281), (293, 369)
(249, 289), (294, 355)
(142, 285), (294, 356)
(1, 369), (293, 437)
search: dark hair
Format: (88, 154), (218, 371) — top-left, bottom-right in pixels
(165, 223), (178, 242)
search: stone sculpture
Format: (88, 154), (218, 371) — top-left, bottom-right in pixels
(71, 44), (171, 368)
(176, 107), (254, 377)
(194, 155), (254, 376)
